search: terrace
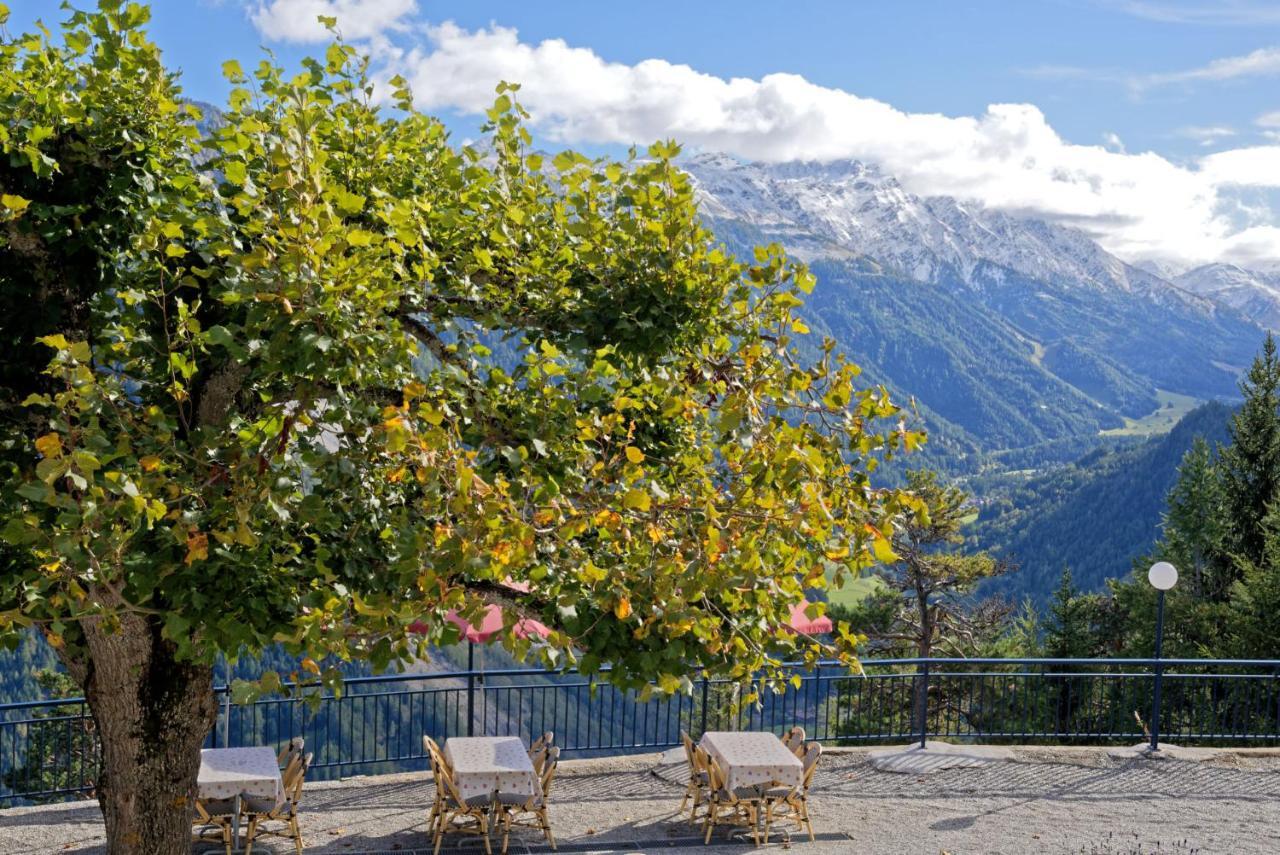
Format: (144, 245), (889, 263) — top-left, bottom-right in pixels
(5, 658), (1280, 854)
(6, 745), (1280, 854)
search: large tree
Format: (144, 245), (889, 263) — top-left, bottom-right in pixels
(829, 471), (1008, 734)
(1220, 332), (1280, 571)
(0, 5), (918, 851)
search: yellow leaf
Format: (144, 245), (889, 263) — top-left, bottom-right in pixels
(34, 433), (62, 459)
(1, 193), (30, 212)
(139, 455), (161, 472)
(624, 446), (644, 464)
(185, 531), (209, 564)
(622, 489), (651, 512)
(870, 535), (898, 565)
(614, 598), (632, 620)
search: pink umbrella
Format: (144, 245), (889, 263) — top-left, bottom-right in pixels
(444, 605), (550, 643)
(787, 600), (833, 635)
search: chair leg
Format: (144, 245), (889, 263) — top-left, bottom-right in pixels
(243, 817), (256, 855)
(222, 822), (233, 855)
(481, 813), (492, 855)
(802, 797), (814, 842)
(763, 800), (773, 844)
(749, 804), (760, 848)
(679, 784), (690, 816)
(432, 815), (446, 855)
(291, 813), (304, 855)
(540, 807), (556, 850)
(703, 803), (717, 845)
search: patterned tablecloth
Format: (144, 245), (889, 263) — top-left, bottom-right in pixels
(699, 731), (803, 793)
(198, 747), (283, 804)
(444, 736), (537, 803)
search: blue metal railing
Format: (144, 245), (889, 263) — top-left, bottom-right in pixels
(4, 656), (1280, 807)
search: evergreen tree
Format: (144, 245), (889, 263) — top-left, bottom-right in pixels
(1220, 333), (1280, 571)
(1229, 507), (1280, 658)
(1157, 438), (1229, 600)
(1043, 568), (1106, 659)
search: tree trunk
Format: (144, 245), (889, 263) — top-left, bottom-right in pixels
(913, 595), (932, 740)
(63, 607), (217, 854)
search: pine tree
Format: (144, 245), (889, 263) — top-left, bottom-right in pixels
(1043, 568), (1104, 659)
(1230, 507), (1280, 658)
(1158, 438), (1229, 600)
(1220, 333), (1280, 572)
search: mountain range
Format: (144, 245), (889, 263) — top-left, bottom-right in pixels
(683, 153), (1264, 466)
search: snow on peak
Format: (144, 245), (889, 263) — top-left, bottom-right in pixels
(681, 153), (1183, 299)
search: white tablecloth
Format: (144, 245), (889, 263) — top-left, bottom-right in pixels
(699, 731), (803, 793)
(444, 736), (537, 803)
(198, 747), (283, 803)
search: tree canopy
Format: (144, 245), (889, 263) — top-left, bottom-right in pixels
(0, 2), (920, 709)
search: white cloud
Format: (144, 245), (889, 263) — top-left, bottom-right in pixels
(1137, 46), (1280, 89)
(249, 0), (417, 44)
(1176, 125), (1238, 146)
(1106, 1), (1280, 25)
(1257, 111), (1280, 128)
(381, 21), (1280, 267)
(244, 13), (1280, 268)
(1026, 46), (1280, 94)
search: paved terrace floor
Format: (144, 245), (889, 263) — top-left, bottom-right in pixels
(4, 746), (1280, 854)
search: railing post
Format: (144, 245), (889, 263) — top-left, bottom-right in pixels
(812, 662), (821, 740)
(1150, 589), (1166, 752)
(466, 642), (476, 737)
(699, 675), (710, 737)
(918, 658), (930, 749)
(220, 684), (231, 748)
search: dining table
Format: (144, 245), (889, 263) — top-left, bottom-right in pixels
(197, 746), (283, 853)
(443, 735), (538, 805)
(698, 730), (804, 793)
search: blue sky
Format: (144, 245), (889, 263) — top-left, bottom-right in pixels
(7, 1), (1280, 267)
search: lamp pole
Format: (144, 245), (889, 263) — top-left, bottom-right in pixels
(1147, 562), (1178, 752)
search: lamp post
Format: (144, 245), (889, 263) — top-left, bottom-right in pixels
(1147, 561), (1178, 752)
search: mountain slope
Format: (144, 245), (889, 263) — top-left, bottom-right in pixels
(973, 401), (1233, 603)
(1175, 263), (1280, 330)
(686, 153), (1261, 458)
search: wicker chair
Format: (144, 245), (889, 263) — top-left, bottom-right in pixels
(423, 736), (446, 837)
(241, 750), (312, 855)
(702, 752), (763, 847)
(498, 745), (559, 854)
(192, 796), (238, 855)
(780, 726), (806, 756)
(527, 730), (554, 774)
(277, 736), (305, 768)
(430, 743), (495, 855)
(677, 731), (709, 823)
(764, 741), (821, 842)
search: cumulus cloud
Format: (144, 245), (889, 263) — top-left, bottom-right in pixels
(249, 0), (417, 44)
(246, 13), (1280, 267)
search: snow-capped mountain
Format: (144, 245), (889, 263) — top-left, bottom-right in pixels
(679, 152), (1262, 460)
(1174, 264), (1280, 330)
(683, 152), (1214, 313)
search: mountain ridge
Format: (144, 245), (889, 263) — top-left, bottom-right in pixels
(685, 153), (1260, 462)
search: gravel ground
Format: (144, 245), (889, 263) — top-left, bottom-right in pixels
(3, 746), (1280, 854)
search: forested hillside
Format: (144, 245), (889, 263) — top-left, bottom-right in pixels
(973, 401), (1233, 603)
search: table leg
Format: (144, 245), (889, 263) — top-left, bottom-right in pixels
(232, 794), (242, 853)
